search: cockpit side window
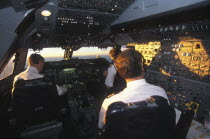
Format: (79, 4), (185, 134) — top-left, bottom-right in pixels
(24, 48), (65, 68)
(0, 55), (15, 80)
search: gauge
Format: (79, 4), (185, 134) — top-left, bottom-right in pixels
(175, 26), (179, 31)
(181, 25), (186, 30)
(169, 26), (174, 31)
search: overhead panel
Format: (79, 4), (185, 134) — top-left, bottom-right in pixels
(53, 0), (135, 47)
(112, 0), (210, 26)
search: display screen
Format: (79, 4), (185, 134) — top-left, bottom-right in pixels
(63, 68), (77, 74)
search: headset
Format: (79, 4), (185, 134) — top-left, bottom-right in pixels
(115, 49), (147, 78)
(31, 54), (41, 64)
(33, 58), (39, 64)
(127, 49), (146, 72)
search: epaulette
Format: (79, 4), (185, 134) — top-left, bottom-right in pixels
(107, 93), (115, 98)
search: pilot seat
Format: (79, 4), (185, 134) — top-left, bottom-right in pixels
(12, 78), (66, 138)
(100, 95), (195, 139)
(100, 96), (176, 139)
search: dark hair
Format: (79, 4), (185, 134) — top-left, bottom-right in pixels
(115, 49), (145, 79)
(109, 47), (122, 60)
(29, 54), (45, 64)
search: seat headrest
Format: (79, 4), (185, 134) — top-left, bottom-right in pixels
(13, 78), (54, 89)
(12, 78), (58, 106)
(103, 96), (176, 139)
(106, 95), (169, 116)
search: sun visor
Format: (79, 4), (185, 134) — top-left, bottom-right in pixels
(0, 24), (17, 61)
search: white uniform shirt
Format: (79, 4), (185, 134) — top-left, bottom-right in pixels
(98, 79), (168, 129)
(105, 64), (117, 87)
(13, 66), (67, 96)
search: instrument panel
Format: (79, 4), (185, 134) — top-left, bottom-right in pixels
(127, 19), (210, 123)
(44, 58), (109, 85)
(44, 58), (109, 110)
(43, 58), (109, 137)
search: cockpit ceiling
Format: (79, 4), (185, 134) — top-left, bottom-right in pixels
(58, 0), (135, 15)
(33, 0), (135, 48)
(55, 0), (135, 35)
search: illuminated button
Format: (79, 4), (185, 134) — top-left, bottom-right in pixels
(179, 44), (183, 47)
(169, 26), (174, 31)
(174, 55), (179, 59)
(201, 25), (204, 30)
(190, 103), (198, 110)
(176, 48), (181, 51)
(174, 79), (178, 83)
(177, 87), (182, 91)
(196, 26), (199, 31)
(200, 65), (206, 68)
(193, 56), (198, 60)
(182, 25), (186, 30)
(187, 53), (191, 56)
(175, 26), (179, 31)
(203, 57), (209, 61)
(205, 24), (208, 30)
(167, 92), (172, 95)
(182, 53), (186, 56)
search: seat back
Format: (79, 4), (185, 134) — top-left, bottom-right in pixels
(12, 78), (60, 127)
(175, 110), (194, 139)
(101, 96), (176, 139)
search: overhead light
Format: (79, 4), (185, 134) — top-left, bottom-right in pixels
(41, 10), (51, 17)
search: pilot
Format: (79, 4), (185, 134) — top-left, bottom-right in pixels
(104, 47), (125, 93)
(13, 53), (67, 95)
(98, 49), (169, 129)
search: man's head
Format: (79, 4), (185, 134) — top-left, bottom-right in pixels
(109, 47), (122, 61)
(115, 49), (145, 81)
(28, 54), (45, 73)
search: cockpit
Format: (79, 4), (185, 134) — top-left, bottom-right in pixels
(1, 0), (210, 139)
